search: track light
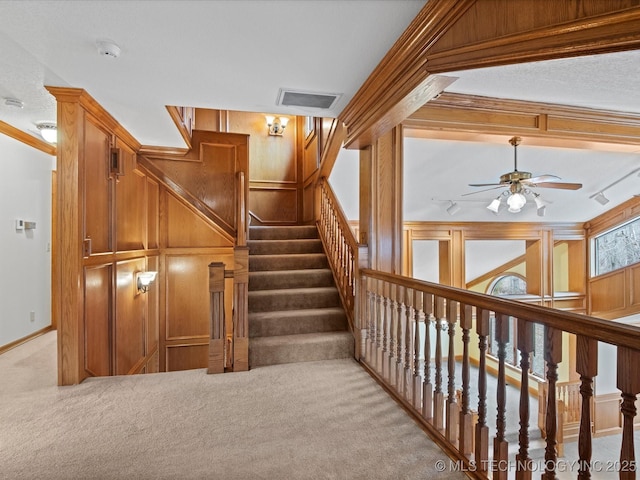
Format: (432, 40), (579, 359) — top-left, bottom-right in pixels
(446, 201), (461, 216)
(593, 192), (609, 205)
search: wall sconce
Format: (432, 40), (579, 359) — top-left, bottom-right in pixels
(136, 271), (157, 294)
(265, 115), (289, 136)
(36, 122), (57, 143)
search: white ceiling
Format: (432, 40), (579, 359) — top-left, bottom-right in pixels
(2, 0), (640, 224)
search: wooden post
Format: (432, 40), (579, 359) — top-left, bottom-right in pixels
(232, 247), (248, 372)
(475, 308), (490, 473)
(576, 335), (597, 480)
(207, 262), (225, 374)
(458, 303), (473, 458)
(493, 313), (510, 480)
(516, 319), (534, 480)
(543, 326), (562, 480)
(617, 346), (640, 480)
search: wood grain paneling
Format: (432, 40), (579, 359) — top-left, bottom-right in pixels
(165, 255), (214, 339)
(303, 133), (319, 181)
(591, 270), (626, 314)
(166, 192), (233, 248)
(594, 393), (622, 436)
(84, 118), (112, 253)
(147, 255), (159, 358)
(116, 142), (146, 251)
(115, 258), (146, 375)
(166, 344), (208, 372)
(147, 178), (159, 249)
(249, 188), (297, 224)
(84, 264), (111, 377)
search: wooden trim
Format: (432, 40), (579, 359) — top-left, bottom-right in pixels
(0, 120), (56, 155)
(165, 106), (192, 150)
(0, 326), (53, 355)
(314, 118), (345, 184)
(45, 87), (141, 151)
(404, 93), (640, 150)
(138, 145), (190, 157)
(466, 254), (526, 290)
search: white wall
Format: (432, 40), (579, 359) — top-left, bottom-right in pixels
(328, 147), (359, 221)
(0, 134), (53, 346)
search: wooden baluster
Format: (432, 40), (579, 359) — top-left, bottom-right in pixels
(459, 303), (473, 458)
(617, 347), (640, 480)
(412, 289), (422, 408)
(433, 296), (445, 432)
(446, 300), (459, 446)
(475, 308), (490, 473)
(395, 285), (405, 395)
(405, 288), (415, 405)
(375, 280), (384, 373)
(493, 313), (510, 480)
(387, 283), (397, 387)
(576, 335), (597, 480)
(422, 293), (433, 419)
(207, 262), (225, 374)
(381, 281), (390, 380)
(516, 319), (534, 480)
(543, 326), (562, 480)
(366, 280), (375, 364)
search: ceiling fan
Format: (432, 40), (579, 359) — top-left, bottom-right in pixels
(468, 136), (583, 192)
(465, 136), (582, 215)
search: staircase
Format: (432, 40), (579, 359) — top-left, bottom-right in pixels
(248, 225), (354, 367)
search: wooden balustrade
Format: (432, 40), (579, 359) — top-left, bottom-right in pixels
(358, 268), (640, 480)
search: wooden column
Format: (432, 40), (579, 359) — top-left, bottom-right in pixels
(516, 319), (534, 480)
(208, 262), (226, 374)
(458, 303), (473, 458)
(493, 313), (510, 480)
(232, 247), (248, 372)
(617, 347), (640, 480)
(576, 335), (597, 480)
(433, 296), (445, 431)
(543, 326), (563, 480)
(475, 308), (490, 473)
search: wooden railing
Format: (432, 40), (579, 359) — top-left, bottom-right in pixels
(357, 268), (640, 480)
(208, 171), (249, 373)
(317, 179), (368, 345)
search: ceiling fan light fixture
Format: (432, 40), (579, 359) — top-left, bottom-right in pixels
(507, 192), (526, 213)
(487, 197), (501, 214)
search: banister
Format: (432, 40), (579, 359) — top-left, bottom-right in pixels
(361, 268), (640, 350)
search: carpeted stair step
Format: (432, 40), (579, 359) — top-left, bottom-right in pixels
(249, 269), (335, 290)
(249, 225), (318, 240)
(249, 307), (348, 337)
(249, 253), (328, 271)
(249, 287), (340, 313)
(247, 238), (324, 255)
(249, 331), (354, 367)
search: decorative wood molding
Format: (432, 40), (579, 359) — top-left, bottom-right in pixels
(0, 120), (56, 155)
(138, 145), (190, 157)
(165, 105), (193, 150)
(404, 93), (640, 150)
(314, 118), (345, 184)
(46, 87), (141, 151)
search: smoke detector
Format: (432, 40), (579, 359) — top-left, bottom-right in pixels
(96, 40), (121, 59)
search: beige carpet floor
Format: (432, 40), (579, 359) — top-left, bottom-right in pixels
(0, 332), (463, 480)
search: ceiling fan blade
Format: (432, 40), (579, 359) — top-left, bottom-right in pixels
(532, 182), (583, 190)
(461, 186), (505, 196)
(522, 174), (561, 184)
(468, 182), (504, 187)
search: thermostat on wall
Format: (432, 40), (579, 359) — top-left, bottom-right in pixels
(15, 219), (24, 231)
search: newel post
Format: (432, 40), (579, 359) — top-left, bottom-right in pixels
(355, 245), (369, 361)
(207, 262), (226, 374)
(232, 247), (249, 372)
(617, 346), (640, 480)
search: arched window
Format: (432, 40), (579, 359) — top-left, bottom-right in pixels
(487, 273), (527, 296)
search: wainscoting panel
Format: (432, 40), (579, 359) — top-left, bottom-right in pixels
(115, 258), (146, 375)
(166, 344), (209, 372)
(116, 142), (146, 251)
(249, 187), (297, 224)
(84, 264), (112, 377)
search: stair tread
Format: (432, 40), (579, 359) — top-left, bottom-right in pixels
(250, 331), (353, 346)
(249, 286), (338, 295)
(249, 307), (346, 320)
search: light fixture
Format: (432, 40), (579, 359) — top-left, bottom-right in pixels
(533, 193), (548, 217)
(36, 122), (57, 143)
(593, 191), (610, 205)
(507, 192), (527, 213)
(487, 196), (502, 214)
(136, 271), (157, 294)
(446, 201), (461, 216)
(265, 115), (289, 136)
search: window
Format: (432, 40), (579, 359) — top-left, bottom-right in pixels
(488, 274), (527, 296)
(593, 216), (640, 276)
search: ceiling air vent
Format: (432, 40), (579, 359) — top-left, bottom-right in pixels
(276, 88), (341, 109)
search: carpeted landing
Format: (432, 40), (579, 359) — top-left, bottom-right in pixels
(248, 225), (354, 367)
(0, 332), (462, 480)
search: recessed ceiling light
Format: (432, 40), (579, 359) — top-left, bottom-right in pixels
(4, 97), (24, 108)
